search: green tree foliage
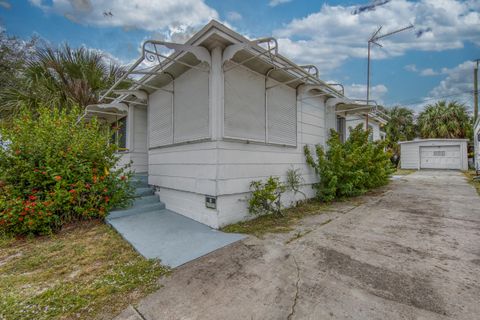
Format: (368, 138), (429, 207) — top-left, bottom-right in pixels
(417, 100), (472, 139)
(0, 43), (126, 120)
(304, 125), (394, 202)
(0, 106), (133, 235)
(0, 31), (38, 121)
(384, 106), (416, 164)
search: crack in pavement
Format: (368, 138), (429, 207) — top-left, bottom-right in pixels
(287, 256), (300, 320)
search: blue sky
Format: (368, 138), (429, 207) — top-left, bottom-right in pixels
(1, 0), (479, 111)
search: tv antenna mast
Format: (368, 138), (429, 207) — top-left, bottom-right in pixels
(366, 24), (414, 126)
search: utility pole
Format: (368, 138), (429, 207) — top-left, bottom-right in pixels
(474, 59), (479, 123)
(366, 24), (414, 127)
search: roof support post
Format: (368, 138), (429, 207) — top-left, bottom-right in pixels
(209, 46), (224, 140)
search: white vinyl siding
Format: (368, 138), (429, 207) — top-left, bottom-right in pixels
(224, 64), (266, 142)
(266, 79), (297, 146)
(174, 68), (209, 143)
(149, 85), (173, 148)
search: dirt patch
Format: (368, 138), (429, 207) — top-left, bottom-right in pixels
(317, 247), (447, 316)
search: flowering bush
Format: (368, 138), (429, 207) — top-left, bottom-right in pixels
(0, 107), (133, 235)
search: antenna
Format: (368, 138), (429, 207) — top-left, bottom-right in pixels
(366, 24), (414, 127)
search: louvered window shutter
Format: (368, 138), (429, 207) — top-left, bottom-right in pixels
(149, 86), (173, 148)
(224, 64), (266, 142)
(174, 69), (209, 143)
(266, 79), (297, 146)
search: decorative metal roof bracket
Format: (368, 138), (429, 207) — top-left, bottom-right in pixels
(223, 37), (278, 72)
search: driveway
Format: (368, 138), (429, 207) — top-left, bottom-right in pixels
(117, 170), (480, 320)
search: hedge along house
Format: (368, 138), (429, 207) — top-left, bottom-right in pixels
(82, 21), (386, 228)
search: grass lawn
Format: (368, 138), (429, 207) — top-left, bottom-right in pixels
(221, 200), (330, 237)
(464, 170), (480, 196)
(0, 220), (169, 320)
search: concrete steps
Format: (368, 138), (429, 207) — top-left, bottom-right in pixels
(107, 174), (166, 221)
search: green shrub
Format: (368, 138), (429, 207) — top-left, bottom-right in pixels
(0, 107), (133, 235)
(248, 176), (286, 216)
(304, 124), (394, 202)
(285, 167), (307, 205)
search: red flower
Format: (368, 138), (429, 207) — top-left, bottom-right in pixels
(104, 196), (110, 203)
(54, 176), (62, 181)
(103, 188), (108, 193)
(85, 183), (91, 189)
(34, 169), (39, 173)
(18, 217), (23, 221)
(29, 195), (37, 201)
(15, 150), (21, 155)
(120, 176), (126, 181)
(69, 189), (76, 194)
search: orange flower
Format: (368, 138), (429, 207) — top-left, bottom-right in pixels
(54, 176), (62, 181)
(29, 195), (37, 201)
(69, 189), (76, 194)
(18, 217), (23, 221)
(120, 175), (126, 181)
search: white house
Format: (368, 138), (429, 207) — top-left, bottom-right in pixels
(345, 114), (386, 142)
(83, 21), (386, 228)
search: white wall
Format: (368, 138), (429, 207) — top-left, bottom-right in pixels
(116, 105), (148, 173)
(215, 82), (328, 227)
(145, 54), (333, 228)
(345, 115), (382, 141)
(400, 139), (468, 170)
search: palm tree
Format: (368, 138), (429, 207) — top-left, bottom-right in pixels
(0, 44), (125, 118)
(384, 106), (416, 165)
(417, 101), (471, 139)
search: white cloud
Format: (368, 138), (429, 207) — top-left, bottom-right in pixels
(29, 0), (218, 32)
(428, 60), (475, 108)
(226, 11), (242, 21)
(419, 68), (440, 76)
(0, 1), (11, 9)
(274, 0), (480, 74)
(269, 0), (292, 7)
(344, 83), (388, 104)
(404, 64), (418, 72)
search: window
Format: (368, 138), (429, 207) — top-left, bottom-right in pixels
(224, 64), (297, 146)
(148, 68), (209, 148)
(112, 116), (127, 149)
(368, 124), (374, 142)
(337, 116), (346, 143)
(433, 151), (446, 156)
(224, 64), (266, 142)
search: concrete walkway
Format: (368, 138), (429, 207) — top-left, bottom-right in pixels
(116, 170), (480, 320)
(108, 209), (244, 267)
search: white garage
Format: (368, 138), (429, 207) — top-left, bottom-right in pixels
(399, 139), (468, 170)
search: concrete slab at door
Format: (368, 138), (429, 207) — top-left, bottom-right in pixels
(108, 209), (245, 268)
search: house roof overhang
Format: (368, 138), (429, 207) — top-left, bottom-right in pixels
(99, 20), (346, 108)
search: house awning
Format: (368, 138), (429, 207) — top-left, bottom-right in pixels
(77, 103), (128, 124)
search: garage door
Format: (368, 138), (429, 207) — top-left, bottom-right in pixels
(420, 145), (461, 169)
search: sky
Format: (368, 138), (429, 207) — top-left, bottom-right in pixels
(0, 0), (479, 112)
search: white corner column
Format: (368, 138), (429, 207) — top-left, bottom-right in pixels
(209, 46), (224, 140)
